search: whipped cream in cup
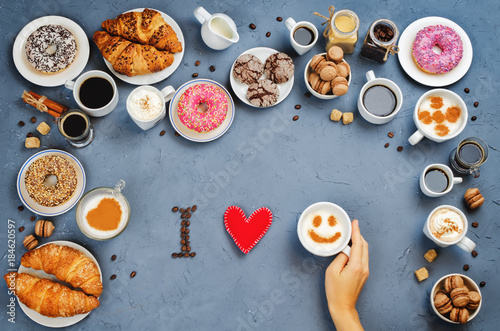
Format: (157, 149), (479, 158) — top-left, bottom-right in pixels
(126, 85), (175, 131)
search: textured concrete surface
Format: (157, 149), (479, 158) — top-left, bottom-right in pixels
(1, 0), (499, 330)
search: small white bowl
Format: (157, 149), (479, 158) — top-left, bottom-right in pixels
(304, 53), (351, 100)
(430, 273), (482, 324)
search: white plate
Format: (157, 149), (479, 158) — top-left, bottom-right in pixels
(169, 79), (235, 143)
(397, 17), (473, 87)
(12, 16), (90, 87)
(229, 47), (294, 108)
(17, 149), (86, 217)
(17, 240), (102, 328)
(100, 8), (185, 85)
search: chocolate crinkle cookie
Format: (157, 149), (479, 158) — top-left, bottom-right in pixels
(264, 52), (294, 84)
(233, 54), (263, 84)
(247, 79), (279, 107)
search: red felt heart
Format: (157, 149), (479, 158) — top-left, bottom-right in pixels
(224, 206), (273, 254)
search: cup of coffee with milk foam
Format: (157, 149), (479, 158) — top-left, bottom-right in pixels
(423, 205), (476, 252)
(127, 85), (175, 131)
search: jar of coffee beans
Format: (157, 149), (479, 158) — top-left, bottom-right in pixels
(360, 19), (399, 63)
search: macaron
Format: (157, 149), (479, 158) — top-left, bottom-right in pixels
(331, 76), (349, 96)
(434, 291), (453, 315)
(450, 287), (470, 308)
(467, 291), (481, 310)
(444, 275), (464, 293)
(336, 61), (350, 78)
(449, 307), (469, 324)
(326, 46), (344, 63)
(310, 54), (326, 73)
(309, 72), (330, 95)
(319, 65), (337, 81)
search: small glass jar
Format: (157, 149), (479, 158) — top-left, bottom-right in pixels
(325, 9), (359, 54)
(360, 19), (399, 63)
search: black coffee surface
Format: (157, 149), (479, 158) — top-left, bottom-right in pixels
(424, 169), (449, 193)
(293, 27), (315, 46)
(363, 85), (396, 117)
(63, 113), (87, 138)
(79, 77), (113, 109)
(459, 143), (483, 165)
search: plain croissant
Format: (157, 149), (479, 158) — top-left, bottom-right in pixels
(4, 272), (99, 318)
(101, 8), (183, 53)
(21, 243), (103, 297)
(93, 31), (174, 77)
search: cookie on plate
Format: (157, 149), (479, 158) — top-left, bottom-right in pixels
(264, 52), (294, 84)
(247, 79), (279, 108)
(233, 54), (264, 85)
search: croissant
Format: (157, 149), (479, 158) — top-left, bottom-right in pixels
(93, 31), (174, 77)
(21, 243), (103, 297)
(101, 8), (183, 53)
(4, 272), (99, 318)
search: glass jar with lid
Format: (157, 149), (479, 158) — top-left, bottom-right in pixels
(325, 9), (359, 54)
(360, 19), (399, 63)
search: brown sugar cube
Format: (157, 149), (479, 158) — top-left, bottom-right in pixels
(342, 112), (353, 125)
(424, 249), (438, 263)
(415, 267), (429, 282)
(36, 122), (51, 135)
(330, 109), (343, 122)
(25, 137), (40, 149)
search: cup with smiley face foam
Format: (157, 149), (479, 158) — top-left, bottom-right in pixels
(297, 202), (352, 257)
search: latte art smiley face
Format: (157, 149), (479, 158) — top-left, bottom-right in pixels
(300, 210), (347, 254)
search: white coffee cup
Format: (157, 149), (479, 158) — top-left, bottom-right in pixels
(423, 205), (475, 252)
(65, 70), (118, 117)
(297, 202), (352, 257)
(409, 89), (467, 145)
(126, 85), (175, 131)
(420, 163), (462, 197)
(285, 18), (318, 56)
(357, 70), (403, 124)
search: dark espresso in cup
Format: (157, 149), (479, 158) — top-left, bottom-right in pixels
(458, 142), (484, 166)
(424, 168), (449, 193)
(60, 112), (88, 138)
(79, 77), (114, 109)
(362, 85), (397, 117)
(293, 26), (315, 46)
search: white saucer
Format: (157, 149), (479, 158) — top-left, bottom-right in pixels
(12, 16), (90, 87)
(100, 8), (185, 85)
(169, 79), (234, 143)
(17, 240), (102, 328)
(397, 17), (473, 87)
(229, 47), (294, 108)
(17, 149), (86, 217)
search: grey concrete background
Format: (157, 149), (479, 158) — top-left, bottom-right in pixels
(1, 0), (499, 330)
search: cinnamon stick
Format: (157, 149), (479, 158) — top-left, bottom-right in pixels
(28, 91), (67, 113)
(22, 99), (61, 117)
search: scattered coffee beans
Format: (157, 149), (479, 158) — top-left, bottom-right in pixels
(266, 32), (271, 37)
(293, 115), (299, 121)
(190, 252), (196, 257)
(30, 117), (37, 123)
(471, 221), (478, 228)
(249, 23), (256, 30)
(130, 271), (137, 278)
(480, 281), (485, 287)
(295, 104), (301, 109)
(111, 255), (117, 261)
(464, 88), (470, 93)
(471, 250), (478, 257)
(388, 132), (394, 138)
(110, 274), (117, 280)
(26, 132), (33, 138)
(30, 216), (36, 222)
(186, 207), (191, 212)
(397, 146), (403, 152)
(19, 121), (25, 127)
(192, 73), (199, 78)
(18, 205), (24, 211)
(180, 208), (186, 213)
(174, 132), (181, 137)
(186, 213), (191, 219)
(463, 264), (469, 271)
(172, 206), (179, 212)
(384, 143), (390, 148)
(473, 101), (479, 107)
(209, 65), (216, 72)
(160, 130), (166, 136)
(305, 92), (312, 98)
(276, 17), (283, 22)
(19, 226), (25, 232)
(192, 205), (197, 212)
(471, 116), (477, 121)
(195, 60), (200, 66)
(172, 253), (178, 258)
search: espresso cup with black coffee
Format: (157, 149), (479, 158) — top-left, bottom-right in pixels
(57, 109), (94, 148)
(420, 163), (462, 197)
(357, 70), (403, 124)
(449, 137), (489, 178)
(65, 70), (118, 117)
(285, 18), (318, 56)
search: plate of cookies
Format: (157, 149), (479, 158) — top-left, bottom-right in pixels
(17, 149), (86, 217)
(230, 47), (294, 108)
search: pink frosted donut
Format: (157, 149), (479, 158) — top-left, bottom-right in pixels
(412, 25), (463, 74)
(177, 84), (228, 133)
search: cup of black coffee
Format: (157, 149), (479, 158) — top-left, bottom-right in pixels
(285, 17), (318, 55)
(57, 109), (94, 148)
(65, 70), (118, 117)
(357, 70), (403, 124)
(449, 137), (489, 178)
(420, 163), (462, 197)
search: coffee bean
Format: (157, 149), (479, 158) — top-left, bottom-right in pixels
(266, 32), (271, 37)
(19, 121), (25, 127)
(473, 101), (479, 107)
(174, 132), (181, 137)
(471, 116), (477, 121)
(110, 274), (117, 280)
(384, 143), (389, 148)
(187, 246), (191, 252)
(26, 132), (33, 138)
(480, 281), (485, 287)
(388, 132), (394, 138)
(181, 246), (186, 251)
(172, 207), (179, 212)
(111, 255), (117, 261)
(130, 271), (137, 278)
(192, 73), (198, 78)
(209, 65), (216, 72)
(305, 92), (312, 98)
(180, 208), (185, 213)
(181, 239), (186, 245)
(185, 235), (190, 240)
(471, 250), (478, 257)
(397, 146), (403, 152)
(185, 241), (190, 246)
(185, 221), (190, 227)
(192, 205), (197, 212)
(176, 253), (182, 258)
(30, 117), (36, 123)
(293, 115), (299, 121)
(160, 130), (166, 136)
(181, 213), (186, 218)
(30, 216), (36, 222)
(249, 23), (256, 30)
(186, 213), (191, 219)
(195, 60), (200, 66)
(184, 253), (190, 257)
(19, 226), (25, 232)
(181, 220), (186, 226)
(464, 88), (470, 93)
(181, 233), (185, 238)
(295, 104), (301, 110)
(186, 207), (191, 212)
(190, 252), (196, 257)
(276, 17), (283, 22)
(181, 226), (186, 233)
(463, 264), (469, 271)
(185, 228), (190, 234)
(471, 221), (478, 228)
(18, 205), (24, 211)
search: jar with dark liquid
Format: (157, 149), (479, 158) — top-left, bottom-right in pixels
(57, 109), (94, 148)
(449, 137), (489, 178)
(360, 19), (399, 63)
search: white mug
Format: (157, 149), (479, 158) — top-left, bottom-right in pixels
(65, 70), (118, 117)
(126, 85), (175, 131)
(420, 163), (462, 197)
(409, 89), (467, 145)
(357, 70), (403, 124)
(297, 202), (352, 257)
(423, 205), (476, 252)
(285, 18), (318, 56)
